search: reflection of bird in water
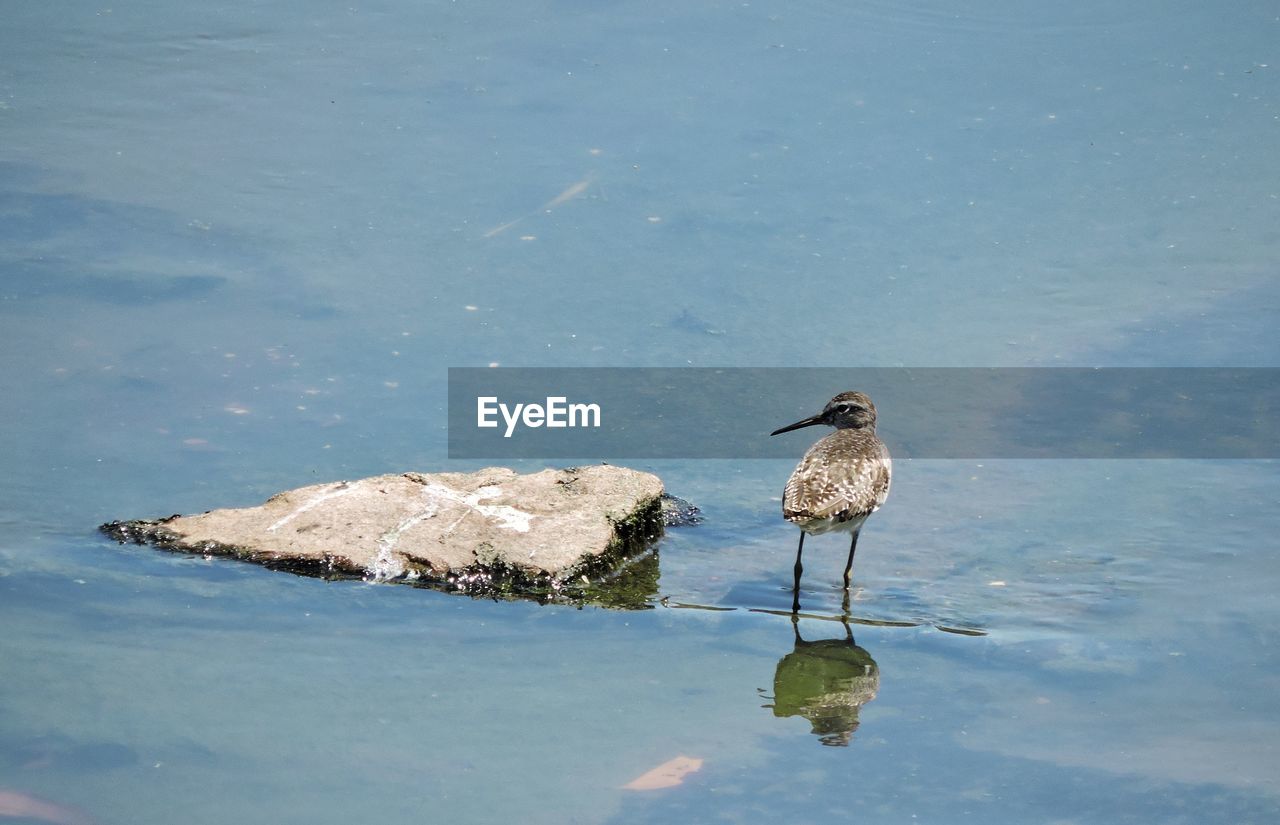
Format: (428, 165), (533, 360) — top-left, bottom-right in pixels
(764, 618), (879, 747)
(771, 391), (891, 613)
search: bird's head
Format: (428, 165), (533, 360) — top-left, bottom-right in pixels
(770, 391), (877, 436)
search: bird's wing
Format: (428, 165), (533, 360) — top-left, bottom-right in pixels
(783, 440), (891, 522)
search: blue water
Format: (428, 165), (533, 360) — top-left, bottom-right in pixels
(3, 2), (1279, 823)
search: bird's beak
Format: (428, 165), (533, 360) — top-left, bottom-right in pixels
(770, 414), (824, 436)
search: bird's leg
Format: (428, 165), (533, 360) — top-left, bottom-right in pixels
(792, 532), (806, 614)
(842, 529), (861, 590)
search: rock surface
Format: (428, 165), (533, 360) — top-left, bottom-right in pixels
(101, 465), (665, 600)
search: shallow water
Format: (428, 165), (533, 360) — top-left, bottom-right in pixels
(2, 1), (1279, 823)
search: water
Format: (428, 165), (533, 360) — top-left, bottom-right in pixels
(2, 1), (1279, 823)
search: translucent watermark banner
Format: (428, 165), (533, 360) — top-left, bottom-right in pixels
(447, 368), (1279, 459)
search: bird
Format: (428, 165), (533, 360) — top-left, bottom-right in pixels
(770, 391), (892, 612)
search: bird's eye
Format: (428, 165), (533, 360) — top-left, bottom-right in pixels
(836, 404), (851, 412)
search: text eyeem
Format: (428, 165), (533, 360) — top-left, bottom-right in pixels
(476, 396), (602, 438)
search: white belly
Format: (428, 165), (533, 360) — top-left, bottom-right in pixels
(792, 511), (870, 536)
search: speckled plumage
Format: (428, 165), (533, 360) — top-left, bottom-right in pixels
(782, 427), (891, 536)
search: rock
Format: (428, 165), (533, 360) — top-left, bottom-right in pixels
(100, 465), (665, 603)
(659, 493), (703, 527)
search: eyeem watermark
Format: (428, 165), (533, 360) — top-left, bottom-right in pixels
(477, 396), (602, 438)
(450, 367), (1280, 458)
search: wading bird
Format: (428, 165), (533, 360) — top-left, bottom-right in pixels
(771, 391), (891, 612)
